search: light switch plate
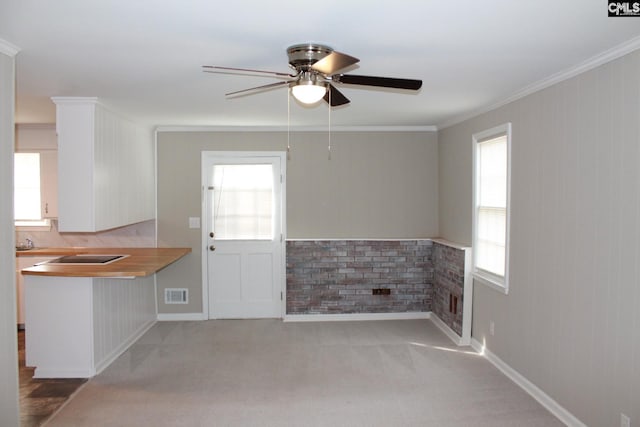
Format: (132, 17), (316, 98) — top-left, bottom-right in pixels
(188, 217), (200, 229)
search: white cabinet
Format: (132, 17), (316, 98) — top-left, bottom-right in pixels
(25, 275), (156, 378)
(52, 97), (155, 232)
(40, 150), (58, 218)
(16, 256), (56, 327)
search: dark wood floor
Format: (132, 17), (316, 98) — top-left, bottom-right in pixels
(18, 330), (87, 427)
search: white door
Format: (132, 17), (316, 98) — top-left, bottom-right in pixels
(202, 152), (285, 319)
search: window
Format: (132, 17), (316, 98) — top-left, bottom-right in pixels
(14, 152), (50, 228)
(212, 164), (274, 240)
(472, 123), (511, 293)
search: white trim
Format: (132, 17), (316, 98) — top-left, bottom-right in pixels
(156, 125), (437, 133)
(157, 312), (207, 321)
(430, 314), (465, 346)
(439, 36), (640, 130)
(15, 123), (55, 130)
(430, 238), (470, 250)
(51, 96), (99, 105)
(286, 238), (433, 242)
(473, 272), (509, 295)
(470, 338), (587, 427)
(15, 219), (52, 232)
(0, 39), (20, 56)
(200, 152), (208, 318)
(33, 367), (95, 378)
(201, 151), (286, 320)
(461, 247), (473, 343)
(52, 97), (153, 132)
(472, 123), (512, 295)
(283, 312), (430, 322)
(153, 129), (158, 249)
(279, 157), (287, 319)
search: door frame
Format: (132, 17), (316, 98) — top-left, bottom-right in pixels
(200, 151), (287, 319)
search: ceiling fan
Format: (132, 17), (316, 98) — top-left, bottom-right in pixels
(202, 43), (423, 107)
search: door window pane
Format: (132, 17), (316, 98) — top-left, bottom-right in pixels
(212, 164), (274, 240)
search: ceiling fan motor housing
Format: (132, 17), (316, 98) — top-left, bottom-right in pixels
(287, 43), (333, 71)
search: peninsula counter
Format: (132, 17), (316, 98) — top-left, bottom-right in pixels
(22, 247), (190, 378)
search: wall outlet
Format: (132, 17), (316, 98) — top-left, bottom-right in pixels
(489, 321), (495, 336)
(621, 413), (630, 427)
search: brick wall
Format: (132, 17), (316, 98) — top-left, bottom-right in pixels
(432, 242), (466, 335)
(286, 240), (433, 314)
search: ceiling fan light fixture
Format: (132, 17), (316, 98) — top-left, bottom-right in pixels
(291, 76), (327, 104)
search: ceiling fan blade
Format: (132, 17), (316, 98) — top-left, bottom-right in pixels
(324, 84), (350, 107)
(226, 80), (290, 97)
(203, 65), (295, 78)
(311, 51), (360, 75)
(335, 74), (422, 90)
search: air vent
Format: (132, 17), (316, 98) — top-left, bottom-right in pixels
(165, 288), (188, 304)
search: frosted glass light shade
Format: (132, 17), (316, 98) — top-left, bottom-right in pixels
(292, 83), (326, 104)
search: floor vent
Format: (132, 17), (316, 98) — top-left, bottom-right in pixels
(165, 288), (188, 304)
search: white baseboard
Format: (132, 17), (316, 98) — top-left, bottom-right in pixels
(33, 367), (96, 379)
(429, 314), (469, 346)
(470, 338), (586, 427)
(157, 312), (207, 321)
(283, 312), (431, 322)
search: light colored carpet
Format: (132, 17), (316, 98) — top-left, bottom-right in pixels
(45, 319), (564, 427)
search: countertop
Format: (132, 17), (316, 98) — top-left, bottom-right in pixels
(20, 247), (191, 278)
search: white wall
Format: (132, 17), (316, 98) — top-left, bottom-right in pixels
(0, 42), (20, 427)
(438, 49), (640, 426)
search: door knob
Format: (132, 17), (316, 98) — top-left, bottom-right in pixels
(209, 245), (216, 251)
(209, 232), (214, 238)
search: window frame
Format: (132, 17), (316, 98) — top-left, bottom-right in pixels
(472, 123), (512, 294)
(14, 151), (52, 230)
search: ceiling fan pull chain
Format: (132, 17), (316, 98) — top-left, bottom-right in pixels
(287, 87), (291, 160)
(328, 87), (332, 160)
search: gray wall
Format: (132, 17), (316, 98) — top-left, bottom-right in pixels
(156, 130), (439, 314)
(0, 48), (19, 427)
(438, 50), (640, 426)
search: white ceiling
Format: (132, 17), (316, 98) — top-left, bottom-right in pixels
(2, 0), (640, 128)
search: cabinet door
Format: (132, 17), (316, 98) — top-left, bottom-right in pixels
(17, 256), (56, 326)
(40, 151), (58, 218)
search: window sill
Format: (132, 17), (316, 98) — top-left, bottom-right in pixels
(473, 272), (509, 295)
(15, 219), (52, 231)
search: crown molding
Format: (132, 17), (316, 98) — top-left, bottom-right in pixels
(51, 96), (100, 105)
(438, 35), (640, 130)
(0, 39), (20, 57)
(155, 125), (437, 133)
